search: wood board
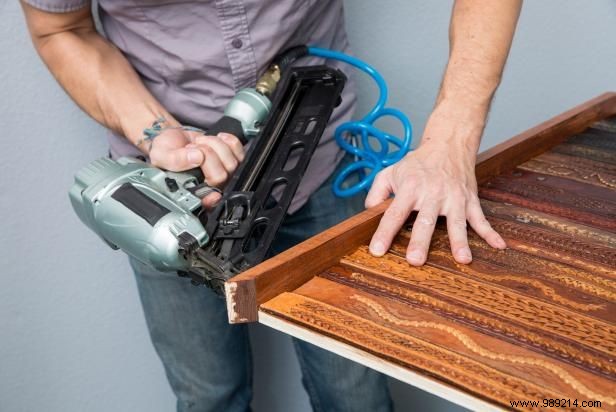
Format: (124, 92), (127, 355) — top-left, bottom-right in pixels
(226, 92), (616, 411)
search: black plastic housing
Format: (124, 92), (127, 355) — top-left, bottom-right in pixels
(185, 65), (346, 292)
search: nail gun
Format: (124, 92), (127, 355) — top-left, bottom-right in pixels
(69, 51), (346, 293)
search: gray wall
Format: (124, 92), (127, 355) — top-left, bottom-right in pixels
(1, 1), (614, 411)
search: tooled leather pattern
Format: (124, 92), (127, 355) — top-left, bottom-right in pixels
(321, 268), (615, 380)
(487, 217), (616, 268)
(343, 248), (615, 355)
(520, 158), (616, 189)
(400, 230), (616, 301)
(480, 202), (616, 247)
(351, 294), (616, 405)
(267, 296), (567, 409)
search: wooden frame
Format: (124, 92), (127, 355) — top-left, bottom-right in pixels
(226, 91), (616, 324)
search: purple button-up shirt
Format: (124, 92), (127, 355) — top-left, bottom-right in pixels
(27, 0), (357, 213)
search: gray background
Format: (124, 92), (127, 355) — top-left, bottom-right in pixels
(1, 1), (615, 411)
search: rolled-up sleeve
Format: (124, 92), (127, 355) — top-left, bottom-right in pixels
(23, 0), (89, 13)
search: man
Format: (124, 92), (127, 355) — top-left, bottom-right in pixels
(21, 0), (520, 410)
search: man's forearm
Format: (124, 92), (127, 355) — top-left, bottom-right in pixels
(23, 3), (245, 194)
(423, 0), (522, 154)
(366, 0), (519, 264)
(39, 31), (174, 145)
(22, 4), (174, 149)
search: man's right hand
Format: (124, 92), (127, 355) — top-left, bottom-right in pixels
(148, 128), (245, 208)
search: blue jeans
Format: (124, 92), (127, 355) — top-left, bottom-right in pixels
(130, 159), (392, 412)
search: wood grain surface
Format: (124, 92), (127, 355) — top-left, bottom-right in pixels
(228, 94), (616, 410)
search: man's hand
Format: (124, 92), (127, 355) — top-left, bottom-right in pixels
(366, 110), (506, 266)
(147, 129), (245, 208)
(366, 0), (520, 265)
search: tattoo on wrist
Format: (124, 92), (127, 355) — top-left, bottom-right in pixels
(136, 116), (168, 152)
(135, 116), (206, 152)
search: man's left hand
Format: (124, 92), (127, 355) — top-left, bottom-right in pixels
(365, 114), (507, 266)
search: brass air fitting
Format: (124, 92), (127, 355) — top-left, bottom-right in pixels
(255, 64), (281, 98)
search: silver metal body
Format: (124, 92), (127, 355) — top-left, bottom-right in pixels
(68, 87), (272, 273)
(69, 157), (208, 271)
(224, 88), (271, 137)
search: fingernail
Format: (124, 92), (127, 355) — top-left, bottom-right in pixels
(187, 149), (202, 164)
(218, 133), (234, 141)
(370, 241), (386, 256)
(407, 250), (423, 265)
(497, 237), (507, 249)
(456, 247), (472, 262)
(203, 193), (222, 209)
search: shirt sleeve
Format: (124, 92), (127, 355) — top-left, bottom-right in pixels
(23, 0), (89, 13)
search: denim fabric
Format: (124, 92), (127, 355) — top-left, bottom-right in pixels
(130, 158), (392, 412)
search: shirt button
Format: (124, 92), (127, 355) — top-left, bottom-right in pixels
(231, 38), (243, 49)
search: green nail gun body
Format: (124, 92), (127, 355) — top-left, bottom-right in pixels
(69, 62), (346, 293)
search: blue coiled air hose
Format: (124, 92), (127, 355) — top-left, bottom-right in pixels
(306, 46), (413, 197)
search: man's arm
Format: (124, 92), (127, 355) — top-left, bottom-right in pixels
(21, 2), (243, 204)
(366, 0), (522, 265)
